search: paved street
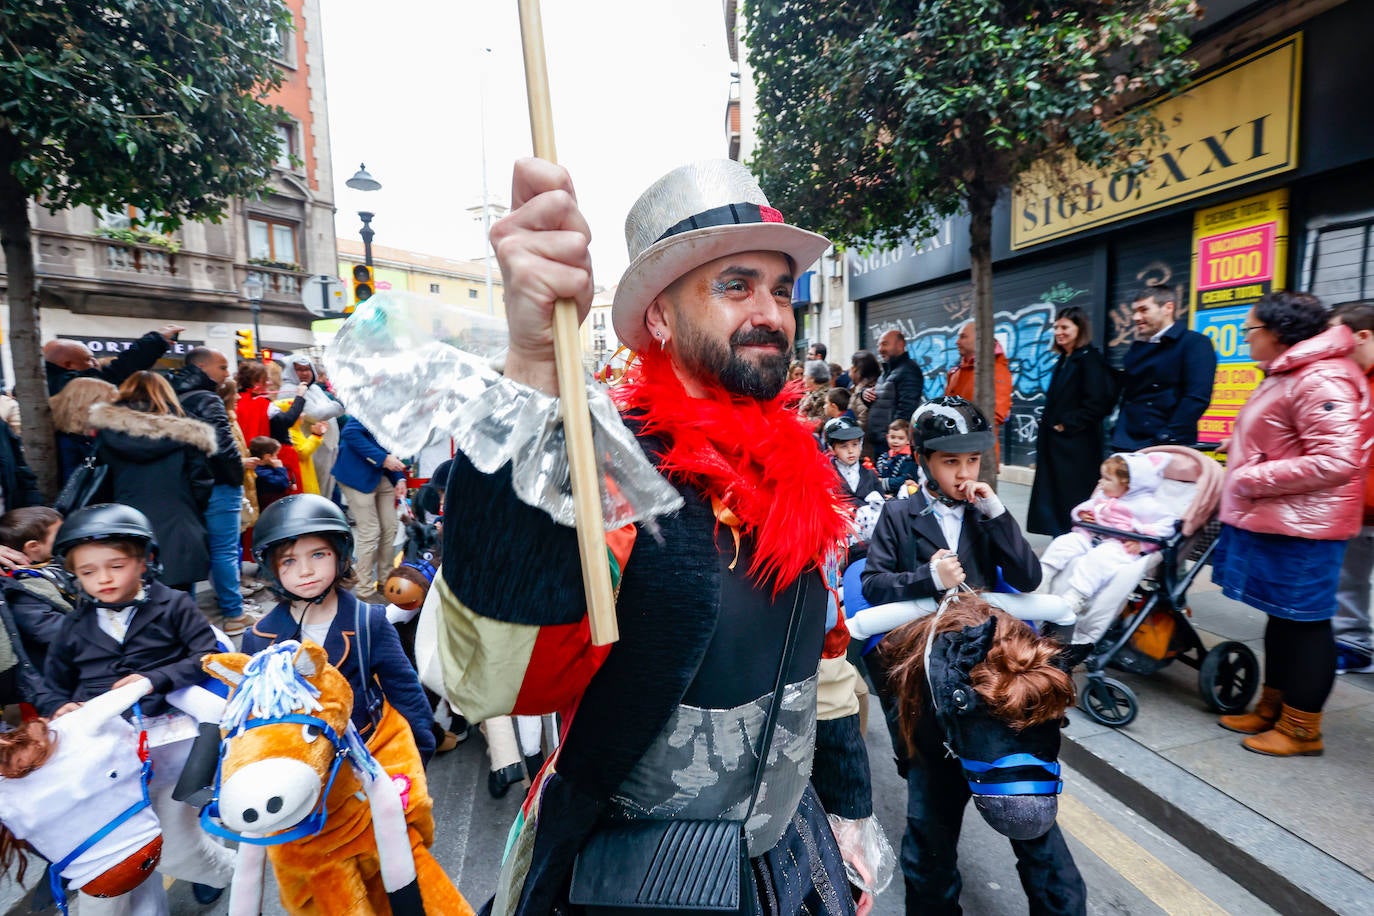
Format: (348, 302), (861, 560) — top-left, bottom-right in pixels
(1, 701), (1280, 915)
(2, 480), (1366, 914)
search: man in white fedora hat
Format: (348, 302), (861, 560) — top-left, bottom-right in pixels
(434, 158), (885, 914)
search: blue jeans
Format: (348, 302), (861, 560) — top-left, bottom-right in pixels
(206, 484), (244, 617)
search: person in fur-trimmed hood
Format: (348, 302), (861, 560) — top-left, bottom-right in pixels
(88, 372), (216, 589)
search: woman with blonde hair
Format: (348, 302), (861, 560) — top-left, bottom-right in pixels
(87, 371), (216, 590)
(48, 377), (118, 484)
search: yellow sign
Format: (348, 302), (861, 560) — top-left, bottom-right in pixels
(1012, 35), (1301, 249)
(1189, 189), (1289, 446)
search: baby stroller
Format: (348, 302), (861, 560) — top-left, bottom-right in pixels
(1065, 445), (1259, 728)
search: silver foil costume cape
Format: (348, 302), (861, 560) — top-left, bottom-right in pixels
(325, 292), (683, 530)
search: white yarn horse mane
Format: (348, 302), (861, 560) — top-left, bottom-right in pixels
(214, 641), (323, 735)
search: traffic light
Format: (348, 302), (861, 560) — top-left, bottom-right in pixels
(350, 263), (374, 311)
(235, 328), (255, 360)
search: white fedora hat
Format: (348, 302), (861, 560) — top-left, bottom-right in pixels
(612, 160), (830, 353)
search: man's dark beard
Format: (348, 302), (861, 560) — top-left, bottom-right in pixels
(677, 325), (791, 400)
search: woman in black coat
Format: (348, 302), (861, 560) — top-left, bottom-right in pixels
(88, 371), (217, 589)
(1027, 306), (1119, 536)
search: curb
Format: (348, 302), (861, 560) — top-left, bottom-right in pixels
(999, 465), (1035, 487)
(1060, 725), (1374, 916)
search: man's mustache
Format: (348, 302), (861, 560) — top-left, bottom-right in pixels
(730, 329), (790, 353)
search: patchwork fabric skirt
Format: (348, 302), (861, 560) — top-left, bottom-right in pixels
(1211, 524), (1347, 621)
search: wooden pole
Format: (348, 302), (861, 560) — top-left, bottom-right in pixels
(515, 0), (619, 646)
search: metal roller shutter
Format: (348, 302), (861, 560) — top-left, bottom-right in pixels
(861, 250), (1097, 466)
(1106, 216), (1192, 369)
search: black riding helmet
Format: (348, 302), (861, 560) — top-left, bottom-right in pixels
(252, 494), (354, 601)
(911, 397), (995, 506)
(911, 396), (995, 455)
(54, 503), (162, 585)
(822, 416), (865, 447)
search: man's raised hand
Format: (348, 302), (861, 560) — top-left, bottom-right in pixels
(491, 158), (594, 395)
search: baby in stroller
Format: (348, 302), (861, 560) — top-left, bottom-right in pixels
(1040, 452), (1179, 654)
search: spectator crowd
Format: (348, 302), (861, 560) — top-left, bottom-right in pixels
(0, 275), (1369, 914)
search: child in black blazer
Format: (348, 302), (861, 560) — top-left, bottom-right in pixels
(859, 397), (1085, 916)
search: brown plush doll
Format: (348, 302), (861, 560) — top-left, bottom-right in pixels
(383, 565), (432, 612)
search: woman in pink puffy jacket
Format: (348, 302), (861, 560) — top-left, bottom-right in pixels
(1213, 291), (1373, 757)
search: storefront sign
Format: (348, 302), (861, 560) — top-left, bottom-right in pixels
(60, 335), (204, 358)
(1189, 189), (1289, 444)
(848, 216), (965, 300)
(1012, 35), (1301, 249)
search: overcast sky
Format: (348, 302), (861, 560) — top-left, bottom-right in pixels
(321, 0), (735, 286)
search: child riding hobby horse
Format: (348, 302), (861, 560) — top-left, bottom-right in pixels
(202, 641), (472, 916)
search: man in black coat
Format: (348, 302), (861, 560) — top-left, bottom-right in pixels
(170, 348), (242, 486)
(171, 348), (249, 629)
(863, 330), (924, 458)
(43, 323), (184, 395)
(1110, 287), (1218, 450)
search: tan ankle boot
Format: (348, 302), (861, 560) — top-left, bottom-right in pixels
(1218, 685), (1282, 734)
(1242, 705), (1323, 756)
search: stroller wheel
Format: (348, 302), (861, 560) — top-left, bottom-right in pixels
(1080, 676), (1138, 727)
(1198, 640), (1260, 714)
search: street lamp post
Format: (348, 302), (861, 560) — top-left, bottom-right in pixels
(243, 275), (265, 357)
(346, 163), (383, 271)
(358, 211), (376, 268)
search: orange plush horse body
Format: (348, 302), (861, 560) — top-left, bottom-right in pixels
(203, 640), (472, 916)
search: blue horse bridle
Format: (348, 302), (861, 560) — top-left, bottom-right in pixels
(961, 752), (1062, 796)
(199, 711), (353, 846)
(49, 704), (154, 916)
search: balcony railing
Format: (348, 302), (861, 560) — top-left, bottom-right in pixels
(102, 240), (177, 277)
(247, 265), (305, 301)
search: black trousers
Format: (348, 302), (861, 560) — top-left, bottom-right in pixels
(902, 750), (1087, 916)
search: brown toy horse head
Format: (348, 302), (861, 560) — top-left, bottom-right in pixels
(204, 640), (359, 838)
(202, 641), (473, 914)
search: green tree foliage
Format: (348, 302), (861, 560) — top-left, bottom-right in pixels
(0, 0), (293, 494)
(747, 0), (1200, 477)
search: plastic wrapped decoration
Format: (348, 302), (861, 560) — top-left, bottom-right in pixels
(829, 813), (896, 900)
(326, 291), (683, 531)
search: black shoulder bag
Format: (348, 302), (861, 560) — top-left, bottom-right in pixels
(567, 579), (809, 915)
(54, 455), (107, 516)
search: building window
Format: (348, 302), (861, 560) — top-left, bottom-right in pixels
(429, 282), (441, 294)
(468, 288), (478, 299)
(274, 123), (297, 171)
(98, 205), (147, 230)
(593, 334), (607, 353)
(592, 312), (605, 329)
(1306, 218), (1374, 303)
(248, 216), (298, 264)
(265, 19), (296, 67)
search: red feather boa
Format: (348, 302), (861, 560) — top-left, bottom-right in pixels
(612, 349), (850, 593)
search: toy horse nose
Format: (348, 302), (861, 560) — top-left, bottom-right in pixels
(218, 759), (322, 834)
(973, 795), (1059, 840)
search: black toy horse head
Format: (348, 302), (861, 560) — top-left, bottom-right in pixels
(885, 593), (1076, 840)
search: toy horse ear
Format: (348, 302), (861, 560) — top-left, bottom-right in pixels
(203, 652), (249, 687)
(293, 641), (330, 679)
